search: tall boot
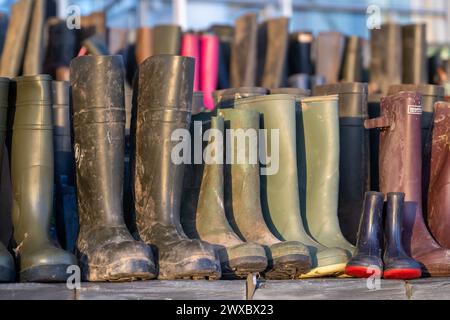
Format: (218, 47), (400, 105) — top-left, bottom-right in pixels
(341, 36), (363, 82)
(296, 95), (354, 252)
(23, 0), (46, 75)
(210, 25), (234, 89)
(384, 192), (422, 279)
(345, 192), (383, 278)
(288, 32), (313, 76)
(258, 17), (289, 88)
(181, 115), (268, 278)
(0, 0), (33, 78)
(136, 27), (153, 65)
(181, 32), (200, 91)
(132, 55), (221, 280)
(213, 87), (268, 109)
(11, 75), (77, 282)
(313, 83), (370, 245)
(365, 91), (450, 276)
(402, 24), (427, 85)
(199, 33), (219, 110)
(0, 77), (14, 282)
(368, 93), (382, 191)
(233, 95), (349, 278)
(230, 13), (257, 87)
(427, 102), (450, 248)
(218, 108), (311, 279)
(71, 55), (156, 281)
(315, 32), (345, 84)
(152, 25), (182, 55)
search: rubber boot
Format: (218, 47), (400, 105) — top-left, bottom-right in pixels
(384, 192), (422, 279)
(11, 75), (77, 282)
(52, 81), (78, 252)
(152, 25), (182, 55)
(0, 77), (14, 283)
(288, 32), (313, 76)
(136, 27), (153, 65)
(233, 95), (349, 278)
(71, 55), (156, 282)
(23, 0), (46, 75)
(210, 25), (234, 89)
(132, 55), (221, 280)
(427, 102), (450, 248)
(217, 108), (311, 279)
(213, 87), (268, 109)
(181, 32), (200, 91)
(341, 36), (363, 82)
(313, 83), (370, 245)
(345, 192), (384, 278)
(288, 74), (310, 91)
(0, 0), (33, 78)
(230, 13), (257, 87)
(402, 24), (427, 85)
(199, 33), (219, 110)
(369, 23), (402, 95)
(81, 35), (109, 55)
(297, 95), (354, 252)
(365, 91), (450, 276)
(181, 115), (268, 278)
(258, 17), (289, 88)
(368, 93), (382, 191)
(315, 32), (345, 84)
(0, 13), (8, 55)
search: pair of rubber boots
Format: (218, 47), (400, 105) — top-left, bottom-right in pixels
(346, 192), (422, 279)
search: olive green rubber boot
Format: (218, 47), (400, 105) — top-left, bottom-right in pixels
(11, 75), (77, 282)
(181, 115), (268, 279)
(234, 94), (350, 278)
(218, 108), (312, 279)
(0, 77), (14, 283)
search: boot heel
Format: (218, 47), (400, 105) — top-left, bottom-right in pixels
(20, 264), (72, 283)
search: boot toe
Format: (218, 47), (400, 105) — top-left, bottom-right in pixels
(383, 257), (422, 280)
(345, 254), (383, 278)
(219, 243), (267, 278)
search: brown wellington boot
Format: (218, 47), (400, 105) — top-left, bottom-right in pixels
(315, 32), (345, 84)
(136, 27), (153, 65)
(365, 91), (450, 276)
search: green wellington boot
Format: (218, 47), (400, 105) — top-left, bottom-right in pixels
(218, 108), (311, 279)
(0, 77), (14, 283)
(181, 115), (268, 279)
(11, 75), (77, 282)
(234, 94), (350, 278)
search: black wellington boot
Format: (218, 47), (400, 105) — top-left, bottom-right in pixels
(71, 55), (156, 282)
(383, 192), (422, 279)
(132, 55), (221, 280)
(345, 192), (384, 278)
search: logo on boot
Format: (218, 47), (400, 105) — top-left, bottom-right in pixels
(408, 105), (422, 115)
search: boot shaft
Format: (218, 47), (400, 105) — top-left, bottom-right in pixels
(152, 25), (181, 56)
(315, 31), (345, 84)
(384, 192), (407, 256)
(136, 27), (153, 65)
(23, 0), (46, 76)
(0, 78), (9, 153)
(288, 32), (313, 76)
(402, 24), (427, 85)
(341, 36), (363, 82)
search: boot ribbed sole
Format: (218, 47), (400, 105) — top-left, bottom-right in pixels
(221, 256), (268, 279)
(0, 266), (15, 283)
(84, 259), (157, 282)
(158, 257), (221, 280)
(383, 268), (422, 280)
(344, 265), (382, 278)
(264, 254), (312, 280)
(20, 264), (72, 283)
(299, 263), (347, 279)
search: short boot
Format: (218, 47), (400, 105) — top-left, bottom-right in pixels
(230, 13), (257, 87)
(384, 192), (422, 279)
(297, 95), (355, 252)
(315, 32), (345, 84)
(11, 75), (77, 282)
(181, 115), (268, 278)
(234, 94), (350, 278)
(345, 192), (384, 278)
(181, 32), (200, 91)
(132, 55), (221, 280)
(136, 27), (153, 65)
(313, 83), (370, 245)
(199, 33), (219, 110)
(23, 0), (46, 75)
(218, 108), (311, 279)
(427, 102), (450, 248)
(341, 36), (363, 82)
(210, 25), (234, 89)
(0, 0), (33, 77)
(71, 55), (156, 282)
(365, 91), (450, 276)
(402, 24), (427, 85)
(288, 32), (313, 76)
(213, 87), (268, 109)
(152, 25), (182, 55)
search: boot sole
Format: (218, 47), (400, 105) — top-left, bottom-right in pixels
(221, 256), (268, 279)
(344, 265), (382, 278)
(158, 257), (221, 280)
(383, 268), (422, 280)
(300, 263), (347, 279)
(264, 254), (312, 280)
(84, 259), (157, 282)
(20, 264), (73, 283)
(0, 266), (15, 283)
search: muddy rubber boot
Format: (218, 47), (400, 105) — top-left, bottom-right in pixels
(313, 83), (370, 245)
(210, 25), (234, 89)
(213, 87), (268, 109)
(23, 0), (45, 75)
(132, 55), (221, 280)
(427, 102), (450, 248)
(297, 95), (355, 252)
(136, 27), (153, 65)
(402, 24), (427, 84)
(258, 17), (289, 88)
(217, 108), (311, 279)
(288, 32), (313, 76)
(365, 91), (450, 276)
(181, 115), (268, 279)
(341, 36), (363, 82)
(383, 192), (422, 279)
(152, 25), (182, 55)
(71, 55), (156, 282)
(345, 192), (383, 278)
(234, 94), (350, 278)
(0, 0), (33, 78)
(11, 75), (77, 282)
(0, 77), (14, 283)
(230, 13), (257, 87)
(315, 32), (345, 84)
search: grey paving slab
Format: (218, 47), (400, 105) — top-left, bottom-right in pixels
(0, 283), (75, 300)
(407, 278), (450, 300)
